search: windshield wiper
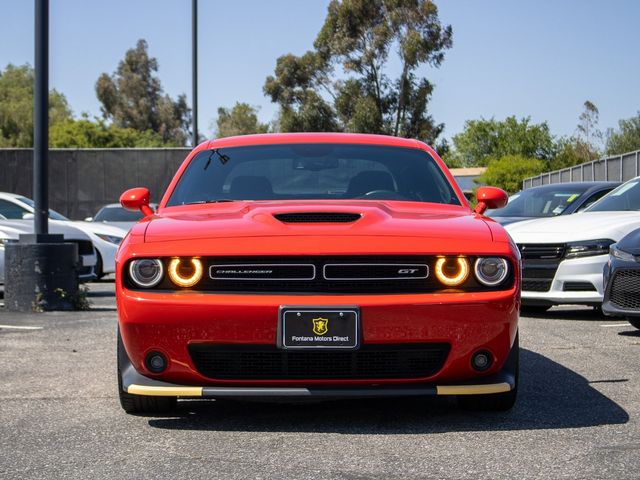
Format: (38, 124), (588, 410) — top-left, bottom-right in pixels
(183, 199), (236, 205)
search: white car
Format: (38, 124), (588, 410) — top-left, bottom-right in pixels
(506, 177), (640, 310)
(0, 193), (127, 279)
(0, 220), (98, 284)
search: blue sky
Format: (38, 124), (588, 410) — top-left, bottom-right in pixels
(1, 0), (638, 143)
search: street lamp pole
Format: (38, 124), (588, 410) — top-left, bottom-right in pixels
(34, 0), (49, 235)
(192, 0), (198, 147)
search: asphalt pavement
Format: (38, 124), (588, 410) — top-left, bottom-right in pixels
(1, 282), (639, 479)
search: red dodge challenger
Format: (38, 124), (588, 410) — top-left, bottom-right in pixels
(116, 133), (520, 414)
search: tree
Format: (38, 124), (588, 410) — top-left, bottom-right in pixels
(0, 63), (72, 147)
(606, 112), (640, 155)
(49, 118), (167, 148)
(264, 0), (452, 147)
(96, 40), (191, 145)
(447, 116), (554, 167)
(573, 100), (602, 162)
(479, 155), (545, 194)
(215, 103), (270, 138)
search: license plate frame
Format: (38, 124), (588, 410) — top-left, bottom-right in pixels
(278, 306), (360, 350)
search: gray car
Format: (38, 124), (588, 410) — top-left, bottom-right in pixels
(86, 203), (157, 231)
(487, 182), (620, 226)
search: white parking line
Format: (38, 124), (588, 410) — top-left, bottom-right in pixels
(600, 323), (631, 327)
(0, 324), (43, 330)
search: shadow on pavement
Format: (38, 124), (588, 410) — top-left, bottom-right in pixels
(619, 328), (640, 337)
(522, 307), (604, 321)
(147, 349), (629, 433)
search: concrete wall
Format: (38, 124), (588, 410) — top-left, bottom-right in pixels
(0, 148), (190, 219)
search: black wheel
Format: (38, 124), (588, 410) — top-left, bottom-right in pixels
(458, 335), (519, 412)
(520, 305), (550, 315)
(117, 329), (176, 414)
(94, 252), (105, 280)
(627, 317), (640, 330)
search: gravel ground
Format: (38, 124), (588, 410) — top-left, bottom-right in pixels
(0, 282), (638, 479)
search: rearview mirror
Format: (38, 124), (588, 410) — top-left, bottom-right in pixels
(120, 187), (154, 217)
(474, 186), (508, 215)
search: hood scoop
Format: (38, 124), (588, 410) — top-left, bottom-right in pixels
(273, 212), (362, 224)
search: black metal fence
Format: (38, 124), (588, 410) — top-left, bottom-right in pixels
(0, 148), (190, 219)
(522, 149), (640, 189)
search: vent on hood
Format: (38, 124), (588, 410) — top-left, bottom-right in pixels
(273, 212), (362, 224)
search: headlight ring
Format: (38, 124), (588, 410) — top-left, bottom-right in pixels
(434, 256), (470, 286)
(168, 257), (204, 287)
(474, 257), (509, 286)
(129, 259), (164, 288)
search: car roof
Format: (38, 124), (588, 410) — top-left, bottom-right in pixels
(523, 181), (620, 192)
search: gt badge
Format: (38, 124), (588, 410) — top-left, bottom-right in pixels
(312, 317), (329, 336)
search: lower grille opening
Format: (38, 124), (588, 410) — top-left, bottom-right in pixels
(610, 270), (640, 310)
(189, 343), (451, 380)
(523, 279), (552, 292)
(563, 281), (597, 292)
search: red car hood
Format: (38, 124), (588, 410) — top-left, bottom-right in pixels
(144, 201), (494, 247)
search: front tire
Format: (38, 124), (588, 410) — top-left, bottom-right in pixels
(117, 329), (176, 414)
(627, 317), (640, 330)
(457, 334), (519, 412)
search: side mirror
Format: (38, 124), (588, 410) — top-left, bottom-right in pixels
(22, 212), (35, 220)
(120, 187), (154, 217)
(474, 186), (508, 215)
(84, 217), (93, 222)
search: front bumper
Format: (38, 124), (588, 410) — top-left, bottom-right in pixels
(602, 256), (640, 318)
(117, 286), (519, 388)
(119, 330), (518, 398)
(522, 254), (606, 306)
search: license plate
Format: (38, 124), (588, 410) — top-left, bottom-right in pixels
(278, 307), (360, 350)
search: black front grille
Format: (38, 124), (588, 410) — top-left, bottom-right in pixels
(563, 281), (597, 292)
(610, 269), (640, 310)
(274, 212), (361, 223)
(518, 244), (564, 292)
(189, 343), (450, 380)
(523, 279), (552, 292)
(518, 244), (565, 259)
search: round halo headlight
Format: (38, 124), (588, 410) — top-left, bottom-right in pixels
(167, 257), (203, 288)
(129, 259), (164, 288)
(434, 256), (470, 286)
(474, 257), (509, 286)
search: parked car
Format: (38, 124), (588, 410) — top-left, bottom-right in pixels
(85, 203), (157, 230)
(602, 228), (640, 330)
(487, 182), (619, 226)
(0, 192), (126, 278)
(116, 133), (521, 414)
(0, 221), (97, 284)
(506, 176), (640, 311)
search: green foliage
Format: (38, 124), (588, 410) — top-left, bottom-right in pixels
(479, 155), (545, 194)
(0, 63), (72, 147)
(49, 118), (169, 148)
(449, 116), (554, 167)
(215, 103), (270, 138)
(96, 40), (191, 145)
(606, 112), (640, 155)
(264, 0), (452, 146)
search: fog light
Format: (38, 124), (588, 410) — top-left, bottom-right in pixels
(472, 350), (492, 371)
(145, 352), (167, 373)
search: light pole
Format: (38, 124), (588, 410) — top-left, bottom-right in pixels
(4, 0), (79, 311)
(192, 0), (198, 146)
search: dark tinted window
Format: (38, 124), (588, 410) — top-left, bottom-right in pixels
(586, 179), (640, 211)
(487, 186), (589, 217)
(0, 199), (27, 219)
(94, 206), (144, 222)
(168, 144), (460, 206)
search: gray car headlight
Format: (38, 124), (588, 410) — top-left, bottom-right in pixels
(610, 243), (637, 263)
(565, 239), (615, 259)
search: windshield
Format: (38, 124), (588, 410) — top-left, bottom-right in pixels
(167, 144), (460, 206)
(94, 206), (147, 222)
(17, 196), (69, 220)
(585, 179), (640, 211)
(487, 186), (589, 217)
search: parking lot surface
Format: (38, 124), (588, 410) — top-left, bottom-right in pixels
(1, 282), (639, 479)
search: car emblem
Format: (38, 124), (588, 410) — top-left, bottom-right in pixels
(312, 317), (329, 336)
